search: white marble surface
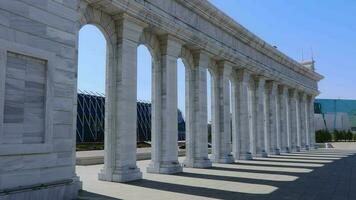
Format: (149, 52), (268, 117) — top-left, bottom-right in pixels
(0, 0), (322, 199)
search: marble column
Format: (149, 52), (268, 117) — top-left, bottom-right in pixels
(280, 86), (291, 153)
(267, 81), (281, 155)
(302, 93), (310, 150)
(211, 61), (234, 163)
(254, 77), (268, 157)
(99, 15), (143, 182)
(147, 35), (182, 174)
(231, 71), (239, 159)
(290, 89), (301, 152)
(249, 78), (257, 156)
(309, 95), (316, 149)
(183, 51), (212, 168)
(234, 70), (253, 160)
(299, 93), (306, 150)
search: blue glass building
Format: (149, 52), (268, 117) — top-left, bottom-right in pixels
(315, 99), (356, 131)
(76, 92), (186, 143)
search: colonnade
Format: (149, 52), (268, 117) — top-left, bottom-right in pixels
(97, 15), (317, 183)
(0, 1), (323, 198)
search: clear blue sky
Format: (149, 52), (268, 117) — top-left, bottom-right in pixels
(78, 0), (356, 118)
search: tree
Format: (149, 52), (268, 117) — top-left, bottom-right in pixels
(315, 130), (332, 143)
(346, 130), (353, 142)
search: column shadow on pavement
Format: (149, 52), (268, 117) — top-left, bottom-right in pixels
(78, 190), (122, 200)
(126, 151), (356, 200)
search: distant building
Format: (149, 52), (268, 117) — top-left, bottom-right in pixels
(76, 92), (186, 143)
(314, 99), (356, 132)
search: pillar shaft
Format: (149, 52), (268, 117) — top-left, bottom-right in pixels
(234, 70), (253, 160)
(290, 89), (301, 151)
(309, 96), (316, 149)
(99, 16), (143, 182)
(211, 62), (234, 163)
(302, 93), (310, 150)
(183, 51), (212, 168)
(280, 86), (291, 152)
(231, 73), (239, 159)
(299, 94), (305, 149)
(267, 81), (281, 155)
(255, 77), (268, 157)
(148, 35), (182, 174)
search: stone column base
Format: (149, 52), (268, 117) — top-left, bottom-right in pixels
(211, 154), (235, 163)
(236, 153), (253, 160)
(98, 166), (142, 183)
(147, 161), (183, 174)
(0, 177), (81, 200)
(278, 148), (286, 154)
(255, 150), (268, 158)
(300, 145), (308, 151)
(309, 145), (317, 150)
(296, 146), (301, 152)
(183, 158), (212, 168)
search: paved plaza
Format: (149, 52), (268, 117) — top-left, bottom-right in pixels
(77, 143), (356, 200)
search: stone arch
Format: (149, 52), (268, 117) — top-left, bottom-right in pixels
(76, 1), (118, 172)
(138, 30), (161, 65)
(179, 47), (194, 70)
(77, 1), (117, 53)
(208, 59), (219, 84)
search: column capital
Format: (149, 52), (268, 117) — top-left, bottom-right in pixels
(278, 84), (288, 94)
(256, 76), (266, 88)
(289, 88), (299, 99)
(307, 93), (317, 99)
(217, 60), (233, 76)
(236, 69), (250, 83)
(282, 85), (289, 95)
(159, 34), (182, 57)
(301, 93), (308, 101)
(266, 80), (279, 92)
(252, 75), (266, 82)
(115, 13), (145, 43)
(192, 50), (210, 68)
(115, 13), (148, 28)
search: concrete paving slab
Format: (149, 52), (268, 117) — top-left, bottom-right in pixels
(76, 144), (356, 200)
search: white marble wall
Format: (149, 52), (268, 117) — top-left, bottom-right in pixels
(0, 0), (81, 199)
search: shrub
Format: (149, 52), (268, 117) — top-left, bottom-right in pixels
(326, 130), (332, 142)
(334, 130), (343, 142)
(316, 129), (332, 143)
(342, 130), (348, 141)
(347, 130), (353, 141)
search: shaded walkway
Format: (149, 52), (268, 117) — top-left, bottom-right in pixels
(77, 148), (356, 200)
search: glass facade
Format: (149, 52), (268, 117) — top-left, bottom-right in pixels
(76, 92), (186, 143)
(315, 99), (356, 131)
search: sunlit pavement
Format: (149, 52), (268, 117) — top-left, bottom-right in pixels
(77, 145), (356, 200)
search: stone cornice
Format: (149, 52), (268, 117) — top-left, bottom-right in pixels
(92, 0), (321, 95)
(178, 0), (323, 82)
